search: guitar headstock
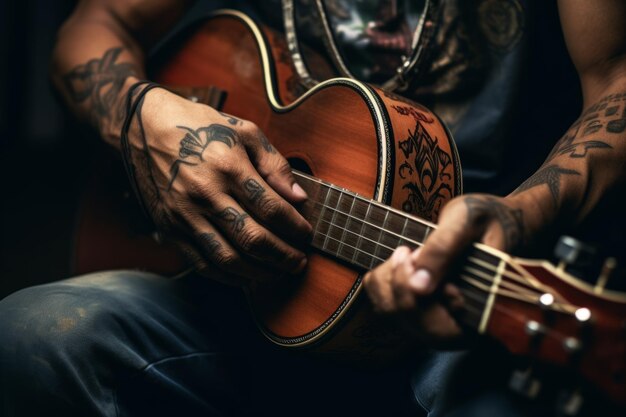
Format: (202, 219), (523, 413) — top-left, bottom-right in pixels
(470, 242), (626, 408)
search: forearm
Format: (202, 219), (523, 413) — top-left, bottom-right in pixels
(509, 81), (626, 243)
(50, 0), (190, 148)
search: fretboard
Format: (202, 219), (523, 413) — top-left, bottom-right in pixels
(294, 170), (504, 331)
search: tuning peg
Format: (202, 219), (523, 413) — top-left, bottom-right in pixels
(556, 388), (584, 416)
(594, 257), (617, 294)
(509, 367), (542, 399)
(554, 236), (596, 272)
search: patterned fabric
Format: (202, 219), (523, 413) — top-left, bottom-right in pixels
(253, 0), (530, 194)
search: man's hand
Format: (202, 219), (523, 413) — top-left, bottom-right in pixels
(125, 87), (312, 286)
(363, 193), (531, 346)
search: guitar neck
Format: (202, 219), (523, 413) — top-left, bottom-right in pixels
(294, 170), (505, 332)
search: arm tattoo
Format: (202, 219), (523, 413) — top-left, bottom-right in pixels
(243, 178), (267, 207)
(464, 196), (525, 250)
(546, 92), (624, 163)
(218, 207), (249, 233)
(513, 165), (580, 206)
(62, 47), (136, 128)
(168, 124), (239, 190)
(218, 111), (242, 126)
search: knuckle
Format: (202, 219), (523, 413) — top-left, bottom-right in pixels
(259, 198), (283, 220)
(238, 227), (267, 254)
(213, 249), (239, 269)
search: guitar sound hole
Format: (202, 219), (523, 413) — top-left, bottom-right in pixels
(288, 157), (313, 175)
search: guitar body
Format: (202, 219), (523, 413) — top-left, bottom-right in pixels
(74, 10), (461, 358)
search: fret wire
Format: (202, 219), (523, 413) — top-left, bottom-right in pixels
(294, 172), (437, 234)
(305, 192), (565, 305)
(311, 185), (331, 238)
(308, 199), (425, 249)
(313, 229), (386, 265)
(399, 217), (409, 247)
(322, 188), (342, 252)
(337, 193), (356, 259)
(312, 214), (538, 299)
(374, 210), (391, 269)
(352, 200), (372, 264)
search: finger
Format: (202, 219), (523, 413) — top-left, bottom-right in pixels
(170, 238), (249, 287)
(239, 122), (308, 204)
(234, 173), (312, 244)
(364, 246), (411, 313)
(391, 256), (419, 311)
(172, 208), (282, 284)
(409, 199), (485, 296)
(208, 195), (307, 274)
(191, 225), (279, 284)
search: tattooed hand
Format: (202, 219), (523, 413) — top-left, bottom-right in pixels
(363, 193), (528, 345)
(124, 87), (312, 286)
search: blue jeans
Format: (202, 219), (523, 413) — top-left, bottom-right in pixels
(0, 271), (595, 416)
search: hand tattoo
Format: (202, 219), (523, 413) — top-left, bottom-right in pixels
(243, 178), (266, 207)
(198, 232), (222, 254)
(168, 124), (239, 190)
(218, 207), (249, 233)
(464, 196), (525, 250)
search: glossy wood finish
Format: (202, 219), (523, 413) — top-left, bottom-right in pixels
(75, 11), (459, 353)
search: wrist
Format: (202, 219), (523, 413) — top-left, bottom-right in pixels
(98, 75), (144, 148)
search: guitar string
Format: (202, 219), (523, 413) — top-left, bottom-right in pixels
(312, 224), (576, 314)
(461, 279), (573, 343)
(306, 200), (529, 285)
(306, 198), (576, 309)
(307, 207), (577, 311)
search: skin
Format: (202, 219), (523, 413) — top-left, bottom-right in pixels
(363, 0), (626, 344)
(52, 1), (626, 339)
(52, 0), (312, 286)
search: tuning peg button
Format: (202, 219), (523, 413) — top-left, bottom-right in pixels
(509, 368), (541, 399)
(554, 236), (596, 270)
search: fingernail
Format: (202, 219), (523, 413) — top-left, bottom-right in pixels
(292, 182), (308, 199)
(391, 247), (410, 267)
(409, 269), (431, 291)
(293, 256), (308, 274)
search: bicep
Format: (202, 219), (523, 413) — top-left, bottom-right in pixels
(558, 0), (626, 102)
(68, 0), (195, 49)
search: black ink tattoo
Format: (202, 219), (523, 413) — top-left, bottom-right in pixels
(513, 165), (579, 206)
(258, 131), (276, 154)
(168, 124), (239, 190)
(198, 232), (222, 254)
(218, 207), (249, 233)
(243, 178), (266, 206)
(464, 196), (525, 250)
(62, 47), (136, 127)
(218, 111), (241, 126)
(545, 92), (625, 164)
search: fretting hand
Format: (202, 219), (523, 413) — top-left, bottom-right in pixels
(124, 86), (312, 286)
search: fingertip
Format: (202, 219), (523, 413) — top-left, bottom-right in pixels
(408, 268), (432, 293)
(291, 182), (308, 201)
(391, 246), (411, 267)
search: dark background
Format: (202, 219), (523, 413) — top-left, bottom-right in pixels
(0, 1), (623, 299)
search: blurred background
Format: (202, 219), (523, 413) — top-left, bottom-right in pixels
(1, 0), (88, 298)
(0, 0), (623, 299)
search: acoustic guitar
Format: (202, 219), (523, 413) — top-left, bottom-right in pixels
(73, 10), (626, 407)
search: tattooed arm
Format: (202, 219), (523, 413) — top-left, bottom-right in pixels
(364, 0), (626, 344)
(52, 0), (312, 285)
